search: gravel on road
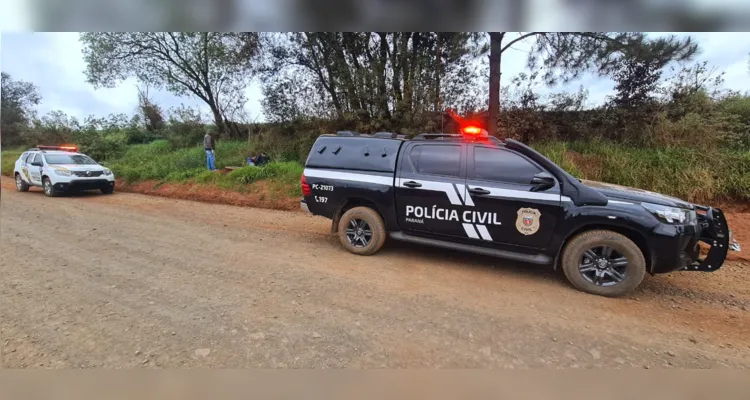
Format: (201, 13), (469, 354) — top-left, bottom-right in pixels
(1, 183), (749, 368)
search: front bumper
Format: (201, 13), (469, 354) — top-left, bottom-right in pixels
(683, 206), (738, 272)
(53, 179), (115, 192)
(648, 206), (740, 274)
(650, 206), (739, 274)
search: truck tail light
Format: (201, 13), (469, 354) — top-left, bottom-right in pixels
(301, 174), (312, 196)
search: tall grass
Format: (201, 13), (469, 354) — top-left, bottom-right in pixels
(107, 140), (250, 182)
(1, 150), (23, 176)
(193, 161), (304, 195)
(535, 140), (750, 203)
(106, 140), (305, 197)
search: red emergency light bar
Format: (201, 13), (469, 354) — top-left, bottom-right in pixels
(445, 108), (489, 137)
(461, 125), (487, 136)
(37, 145), (79, 152)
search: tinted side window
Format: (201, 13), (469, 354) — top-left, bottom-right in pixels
(25, 153), (35, 163)
(473, 147), (541, 184)
(410, 144), (461, 177)
(33, 154), (43, 164)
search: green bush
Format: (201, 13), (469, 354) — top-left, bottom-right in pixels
(718, 95), (750, 121)
(164, 167), (206, 182)
(164, 121), (208, 148)
(2, 150), (23, 176)
(251, 120), (329, 163)
(108, 140), (250, 182)
(531, 141), (584, 178)
(535, 140), (750, 203)
(225, 161), (304, 185)
(71, 131), (123, 161)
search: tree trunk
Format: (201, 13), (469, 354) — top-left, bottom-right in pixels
(306, 33), (344, 118)
(376, 32), (391, 119)
(390, 33), (403, 108)
(435, 33), (441, 113)
(211, 106), (225, 136)
(398, 33), (412, 122)
(329, 33), (361, 115)
(488, 32), (504, 137)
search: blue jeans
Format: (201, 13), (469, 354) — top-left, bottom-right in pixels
(206, 149), (215, 171)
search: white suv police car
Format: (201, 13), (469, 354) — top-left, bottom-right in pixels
(13, 145), (115, 197)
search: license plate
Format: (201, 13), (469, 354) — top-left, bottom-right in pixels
(729, 230), (741, 252)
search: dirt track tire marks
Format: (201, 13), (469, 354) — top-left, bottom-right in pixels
(1, 184), (749, 368)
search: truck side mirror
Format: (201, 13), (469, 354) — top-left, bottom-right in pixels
(530, 171), (555, 192)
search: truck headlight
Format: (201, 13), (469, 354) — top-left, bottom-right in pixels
(54, 169), (72, 176)
(103, 169), (113, 176)
(641, 202), (695, 224)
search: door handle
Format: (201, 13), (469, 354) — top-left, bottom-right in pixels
(468, 187), (491, 195)
(403, 181), (422, 188)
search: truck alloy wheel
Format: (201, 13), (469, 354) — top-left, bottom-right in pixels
(345, 219), (373, 248)
(337, 206), (386, 256)
(561, 230), (646, 297)
(578, 246), (629, 287)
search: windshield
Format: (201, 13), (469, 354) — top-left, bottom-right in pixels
(44, 154), (98, 165)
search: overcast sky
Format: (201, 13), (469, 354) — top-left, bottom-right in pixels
(1, 32), (749, 123)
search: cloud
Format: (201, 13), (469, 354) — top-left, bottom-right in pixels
(1, 32), (264, 122)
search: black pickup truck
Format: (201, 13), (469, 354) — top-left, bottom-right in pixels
(299, 130), (740, 297)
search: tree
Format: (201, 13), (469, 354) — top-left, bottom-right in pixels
(487, 33), (502, 136)
(1, 72), (41, 147)
(660, 61), (726, 118)
(611, 56), (663, 109)
(260, 32), (485, 130)
(136, 85), (165, 132)
(662, 60), (725, 100)
(80, 32), (260, 137)
(29, 110), (80, 146)
(261, 69), (330, 123)
(485, 32), (698, 135)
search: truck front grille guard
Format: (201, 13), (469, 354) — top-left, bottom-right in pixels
(683, 206), (736, 272)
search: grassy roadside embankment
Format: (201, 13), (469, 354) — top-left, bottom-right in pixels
(3, 140), (749, 208)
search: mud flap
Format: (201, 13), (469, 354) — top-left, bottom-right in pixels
(684, 207), (731, 272)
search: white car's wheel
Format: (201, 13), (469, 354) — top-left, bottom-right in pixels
(15, 173), (30, 192)
(42, 177), (58, 197)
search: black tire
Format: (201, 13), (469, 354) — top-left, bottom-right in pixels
(561, 230), (646, 297)
(42, 177), (58, 197)
(101, 186), (114, 194)
(15, 173), (30, 192)
(337, 206), (387, 256)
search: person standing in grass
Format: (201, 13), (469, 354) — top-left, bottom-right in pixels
(204, 129), (216, 171)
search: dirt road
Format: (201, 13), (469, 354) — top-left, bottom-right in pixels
(1, 183), (749, 368)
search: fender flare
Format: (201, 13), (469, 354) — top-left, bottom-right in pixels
(552, 220), (654, 272)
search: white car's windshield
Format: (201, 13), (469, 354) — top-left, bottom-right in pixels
(44, 154), (98, 165)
